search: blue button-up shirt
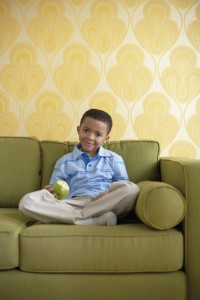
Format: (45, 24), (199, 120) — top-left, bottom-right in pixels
(49, 144), (129, 199)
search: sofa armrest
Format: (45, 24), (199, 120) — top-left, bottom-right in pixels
(160, 157), (200, 300)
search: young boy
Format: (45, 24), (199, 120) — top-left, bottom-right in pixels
(19, 109), (140, 226)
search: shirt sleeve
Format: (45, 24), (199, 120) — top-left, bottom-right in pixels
(112, 154), (129, 182)
(49, 156), (67, 185)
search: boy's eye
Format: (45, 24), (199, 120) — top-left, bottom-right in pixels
(96, 133), (102, 137)
(82, 128), (102, 137)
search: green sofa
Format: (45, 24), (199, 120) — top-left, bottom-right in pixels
(0, 136), (200, 300)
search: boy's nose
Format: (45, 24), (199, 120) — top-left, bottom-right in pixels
(87, 132), (95, 140)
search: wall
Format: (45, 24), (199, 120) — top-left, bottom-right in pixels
(0, 0), (200, 158)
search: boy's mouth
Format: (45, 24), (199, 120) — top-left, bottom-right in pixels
(83, 140), (95, 147)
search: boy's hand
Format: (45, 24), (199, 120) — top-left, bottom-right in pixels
(96, 191), (108, 199)
(43, 185), (58, 199)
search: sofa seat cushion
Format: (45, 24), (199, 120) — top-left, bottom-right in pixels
(0, 209), (30, 270)
(19, 223), (183, 273)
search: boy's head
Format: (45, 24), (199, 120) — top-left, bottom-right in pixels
(80, 109), (113, 134)
(77, 109), (113, 157)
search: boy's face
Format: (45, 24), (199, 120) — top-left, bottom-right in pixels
(77, 117), (110, 156)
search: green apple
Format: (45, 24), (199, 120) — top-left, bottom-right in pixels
(52, 180), (69, 200)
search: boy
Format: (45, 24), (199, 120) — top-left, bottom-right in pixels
(19, 109), (140, 225)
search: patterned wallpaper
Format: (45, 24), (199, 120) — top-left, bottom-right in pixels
(0, 0), (200, 158)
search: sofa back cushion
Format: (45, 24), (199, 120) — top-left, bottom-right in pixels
(104, 140), (160, 183)
(0, 137), (41, 208)
(41, 140), (160, 187)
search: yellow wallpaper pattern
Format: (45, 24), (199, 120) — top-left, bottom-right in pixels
(0, 0), (200, 158)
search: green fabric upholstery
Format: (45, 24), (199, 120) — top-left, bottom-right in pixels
(0, 137), (41, 208)
(104, 140), (160, 183)
(0, 209), (30, 270)
(20, 223), (183, 273)
(160, 157), (200, 300)
(0, 270), (186, 300)
(136, 181), (186, 230)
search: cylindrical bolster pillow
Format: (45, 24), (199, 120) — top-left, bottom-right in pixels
(135, 181), (186, 230)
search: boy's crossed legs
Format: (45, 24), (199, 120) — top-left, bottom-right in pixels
(19, 181), (140, 226)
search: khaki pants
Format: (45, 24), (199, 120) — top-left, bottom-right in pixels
(19, 181), (140, 224)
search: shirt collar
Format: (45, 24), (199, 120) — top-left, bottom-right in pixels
(73, 143), (110, 159)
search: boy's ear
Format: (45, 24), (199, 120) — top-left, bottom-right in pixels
(77, 126), (80, 134)
(105, 135), (110, 143)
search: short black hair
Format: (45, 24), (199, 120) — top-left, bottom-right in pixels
(80, 109), (113, 134)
